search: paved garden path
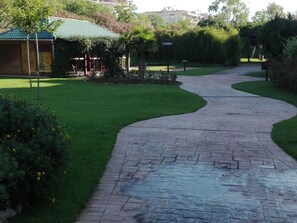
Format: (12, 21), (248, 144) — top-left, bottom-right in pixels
(77, 65), (297, 223)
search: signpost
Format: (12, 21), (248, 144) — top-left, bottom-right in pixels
(162, 41), (173, 74)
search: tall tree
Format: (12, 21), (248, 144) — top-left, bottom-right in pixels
(61, 0), (112, 17)
(260, 17), (297, 59)
(91, 13), (132, 34)
(9, 0), (61, 98)
(208, 0), (249, 27)
(252, 3), (286, 25)
(147, 14), (166, 29)
(0, 0), (11, 31)
(240, 23), (260, 61)
(114, 2), (137, 23)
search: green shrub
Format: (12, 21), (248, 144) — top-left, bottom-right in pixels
(0, 95), (69, 210)
(51, 37), (120, 77)
(270, 59), (297, 92)
(261, 17), (297, 59)
(284, 37), (297, 60)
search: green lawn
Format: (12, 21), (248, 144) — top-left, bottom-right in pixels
(240, 58), (265, 63)
(0, 78), (205, 223)
(146, 65), (177, 71)
(232, 81), (297, 160)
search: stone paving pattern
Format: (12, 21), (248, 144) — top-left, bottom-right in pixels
(76, 65), (297, 223)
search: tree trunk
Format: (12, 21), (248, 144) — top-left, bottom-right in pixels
(26, 34), (32, 88)
(35, 32), (40, 100)
(138, 54), (145, 79)
(125, 50), (130, 77)
(247, 42), (250, 63)
(251, 46), (256, 58)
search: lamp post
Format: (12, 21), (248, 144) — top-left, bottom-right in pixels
(182, 59), (188, 71)
(162, 41), (173, 74)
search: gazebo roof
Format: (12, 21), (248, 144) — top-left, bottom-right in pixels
(0, 17), (119, 40)
(0, 29), (53, 40)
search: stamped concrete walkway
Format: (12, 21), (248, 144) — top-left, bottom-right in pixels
(76, 65), (297, 223)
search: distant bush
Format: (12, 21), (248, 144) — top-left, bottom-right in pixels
(260, 17), (297, 59)
(284, 37), (297, 61)
(0, 95), (69, 210)
(269, 37), (297, 92)
(89, 70), (178, 85)
(270, 59), (297, 92)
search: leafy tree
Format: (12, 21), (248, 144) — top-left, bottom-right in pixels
(240, 23), (261, 61)
(61, 0), (112, 17)
(0, 0), (11, 30)
(198, 15), (231, 31)
(174, 19), (195, 32)
(208, 0), (249, 27)
(91, 13), (132, 34)
(114, 2), (137, 23)
(9, 0), (61, 98)
(120, 27), (158, 78)
(260, 17), (297, 59)
(252, 2), (286, 25)
(147, 14), (166, 29)
(284, 37), (297, 60)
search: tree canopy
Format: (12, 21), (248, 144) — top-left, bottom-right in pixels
(208, 0), (249, 27)
(252, 3), (286, 25)
(114, 2), (137, 23)
(9, 0), (61, 35)
(60, 0), (112, 17)
(0, 0), (11, 31)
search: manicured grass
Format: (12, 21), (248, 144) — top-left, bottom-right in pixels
(172, 66), (228, 76)
(0, 78), (205, 223)
(240, 58), (265, 63)
(232, 80), (297, 160)
(245, 71), (266, 78)
(147, 65), (176, 71)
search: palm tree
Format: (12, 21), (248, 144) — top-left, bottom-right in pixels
(120, 26), (158, 78)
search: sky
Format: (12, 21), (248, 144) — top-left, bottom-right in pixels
(132, 0), (295, 16)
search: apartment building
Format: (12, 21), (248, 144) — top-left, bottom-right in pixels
(144, 7), (208, 24)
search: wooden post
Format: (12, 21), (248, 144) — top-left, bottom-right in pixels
(35, 32), (40, 100)
(84, 54), (88, 76)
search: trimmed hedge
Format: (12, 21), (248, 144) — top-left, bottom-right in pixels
(154, 26), (241, 66)
(270, 59), (297, 93)
(0, 95), (69, 210)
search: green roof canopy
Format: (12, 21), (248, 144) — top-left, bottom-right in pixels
(0, 17), (119, 40)
(0, 29), (53, 40)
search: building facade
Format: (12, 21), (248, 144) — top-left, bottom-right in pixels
(144, 7), (208, 24)
(0, 17), (119, 75)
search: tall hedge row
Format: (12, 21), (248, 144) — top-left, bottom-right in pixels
(154, 27), (241, 66)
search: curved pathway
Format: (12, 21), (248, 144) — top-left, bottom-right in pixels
(77, 65), (297, 223)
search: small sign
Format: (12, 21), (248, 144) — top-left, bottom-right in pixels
(162, 41), (173, 46)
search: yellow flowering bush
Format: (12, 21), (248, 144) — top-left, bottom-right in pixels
(0, 95), (69, 210)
